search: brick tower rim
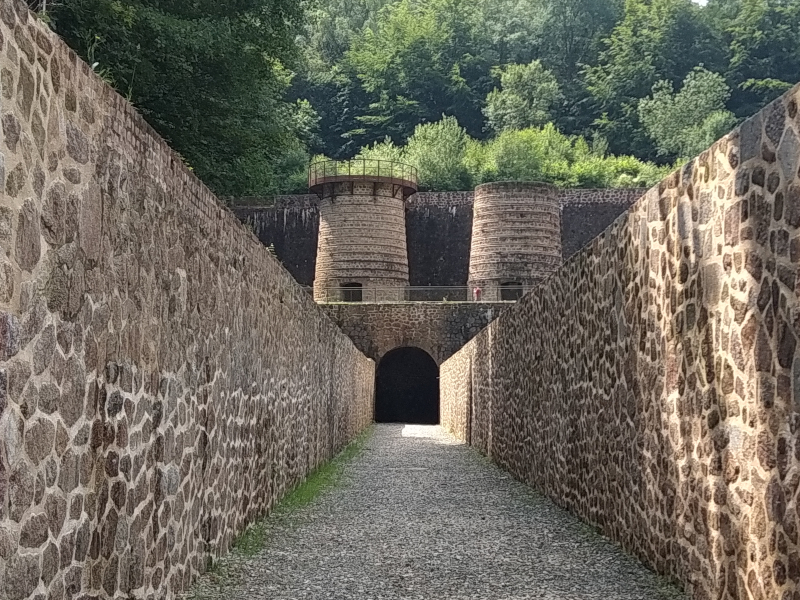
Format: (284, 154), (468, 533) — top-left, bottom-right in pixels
(308, 159), (419, 199)
(474, 180), (558, 193)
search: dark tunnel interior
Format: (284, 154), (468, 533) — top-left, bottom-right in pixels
(375, 347), (440, 424)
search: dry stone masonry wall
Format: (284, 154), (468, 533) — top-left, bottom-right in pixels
(441, 84), (800, 600)
(0, 3), (374, 599)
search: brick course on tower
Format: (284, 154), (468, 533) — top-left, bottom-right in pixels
(468, 181), (562, 301)
(310, 161), (417, 302)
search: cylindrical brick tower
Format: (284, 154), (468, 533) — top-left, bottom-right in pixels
(468, 181), (562, 301)
(310, 160), (418, 302)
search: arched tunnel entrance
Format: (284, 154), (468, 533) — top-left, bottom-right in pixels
(375, 347), (440, 424)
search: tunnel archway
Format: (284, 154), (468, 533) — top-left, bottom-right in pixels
(375, 347), (440, 424)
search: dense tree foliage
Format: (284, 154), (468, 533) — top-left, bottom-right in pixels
(46, 0), (307, 196)
(298, 0), (799, 188)
(38, 0), (800, 194)
(639, 68), (737, 158)
(484, 61), (562, 134)
(347, 116), (669, 190)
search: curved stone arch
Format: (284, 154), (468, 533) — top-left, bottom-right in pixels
(374, 340), (444, 367)
(321, 303), (508, 367)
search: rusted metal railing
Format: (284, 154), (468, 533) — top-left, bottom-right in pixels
(308, 159), (419, 192)
(315, 286), (523, 303)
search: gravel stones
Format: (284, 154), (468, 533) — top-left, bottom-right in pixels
(187, 425), (686, 600)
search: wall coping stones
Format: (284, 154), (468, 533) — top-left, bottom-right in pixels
(232, 188), (648, 211)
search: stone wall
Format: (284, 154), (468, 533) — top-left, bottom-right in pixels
(405, 193), (474, 288)
(234, 205), (319, 288)
(323, 303), (507, 366)
(232, 189), (646, 288)
(440, 85), (800, 600)
(468, 182), (562, 301)
(559, 187), (645, 205)
(560, 187), (646, 259)
(0, 4), (374, 600)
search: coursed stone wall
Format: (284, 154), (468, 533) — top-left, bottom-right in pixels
(234, 205), (319, 287)
(560, 188), (646, 259)
(405, 194), (474, 288)
(559, 187), (645, 205)
(441, 85), (800, 600)
(322, 303), (507, 366)
(0, 4), (374, 599)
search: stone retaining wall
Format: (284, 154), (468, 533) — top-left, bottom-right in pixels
(323, 303), (507, 366)
(234, 189), (646, 287)
(0, 4), (374, 599)
(559, 187), (645, 205)
(441, 85), (800, 600)
(234, 205), (320, 287)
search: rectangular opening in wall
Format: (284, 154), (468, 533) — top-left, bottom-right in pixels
(500, 282), (523, 301)
(342, 283), (363, 302)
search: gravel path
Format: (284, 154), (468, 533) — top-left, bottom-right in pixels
(188, 424), (686, 600)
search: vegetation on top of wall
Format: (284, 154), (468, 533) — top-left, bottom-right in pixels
(36, 0), (800, 195)
(350, 117), (672, 191)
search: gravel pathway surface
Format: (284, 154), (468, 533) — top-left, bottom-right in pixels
(188, 424), (686, 600)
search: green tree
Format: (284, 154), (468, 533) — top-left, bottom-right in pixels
(302, 0), (395, 66)
(345, 0), (486, 145)
(464, 125), (668, 188)
(403, 117), (473, 191)
(585, 0), (725, 159)
(537, 0), (622, 81)
(484, 61), (562, 133)
(355, 137), (406, 162)
(49, 0), (307, 196)
(638, 67), (737, 158)
(705, 0), (800, 117)
(470, 0), (545, 65)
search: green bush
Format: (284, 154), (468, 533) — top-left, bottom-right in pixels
(337, 117), (670, 191)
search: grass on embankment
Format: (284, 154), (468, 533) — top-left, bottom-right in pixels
(228, 426), (372, 557)
(183, 426), (373, 598)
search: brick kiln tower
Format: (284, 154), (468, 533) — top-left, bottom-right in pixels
(468, 181), (562, 301)
(309, 160), (418, 302)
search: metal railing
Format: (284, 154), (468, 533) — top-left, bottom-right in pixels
(314, 286), (524, 303)
(308, 159), (419, 191)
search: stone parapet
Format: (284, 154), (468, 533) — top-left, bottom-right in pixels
(406, 191), (476, 208)
(261, 188), (646, 211)
(559, 187), (646, 205)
